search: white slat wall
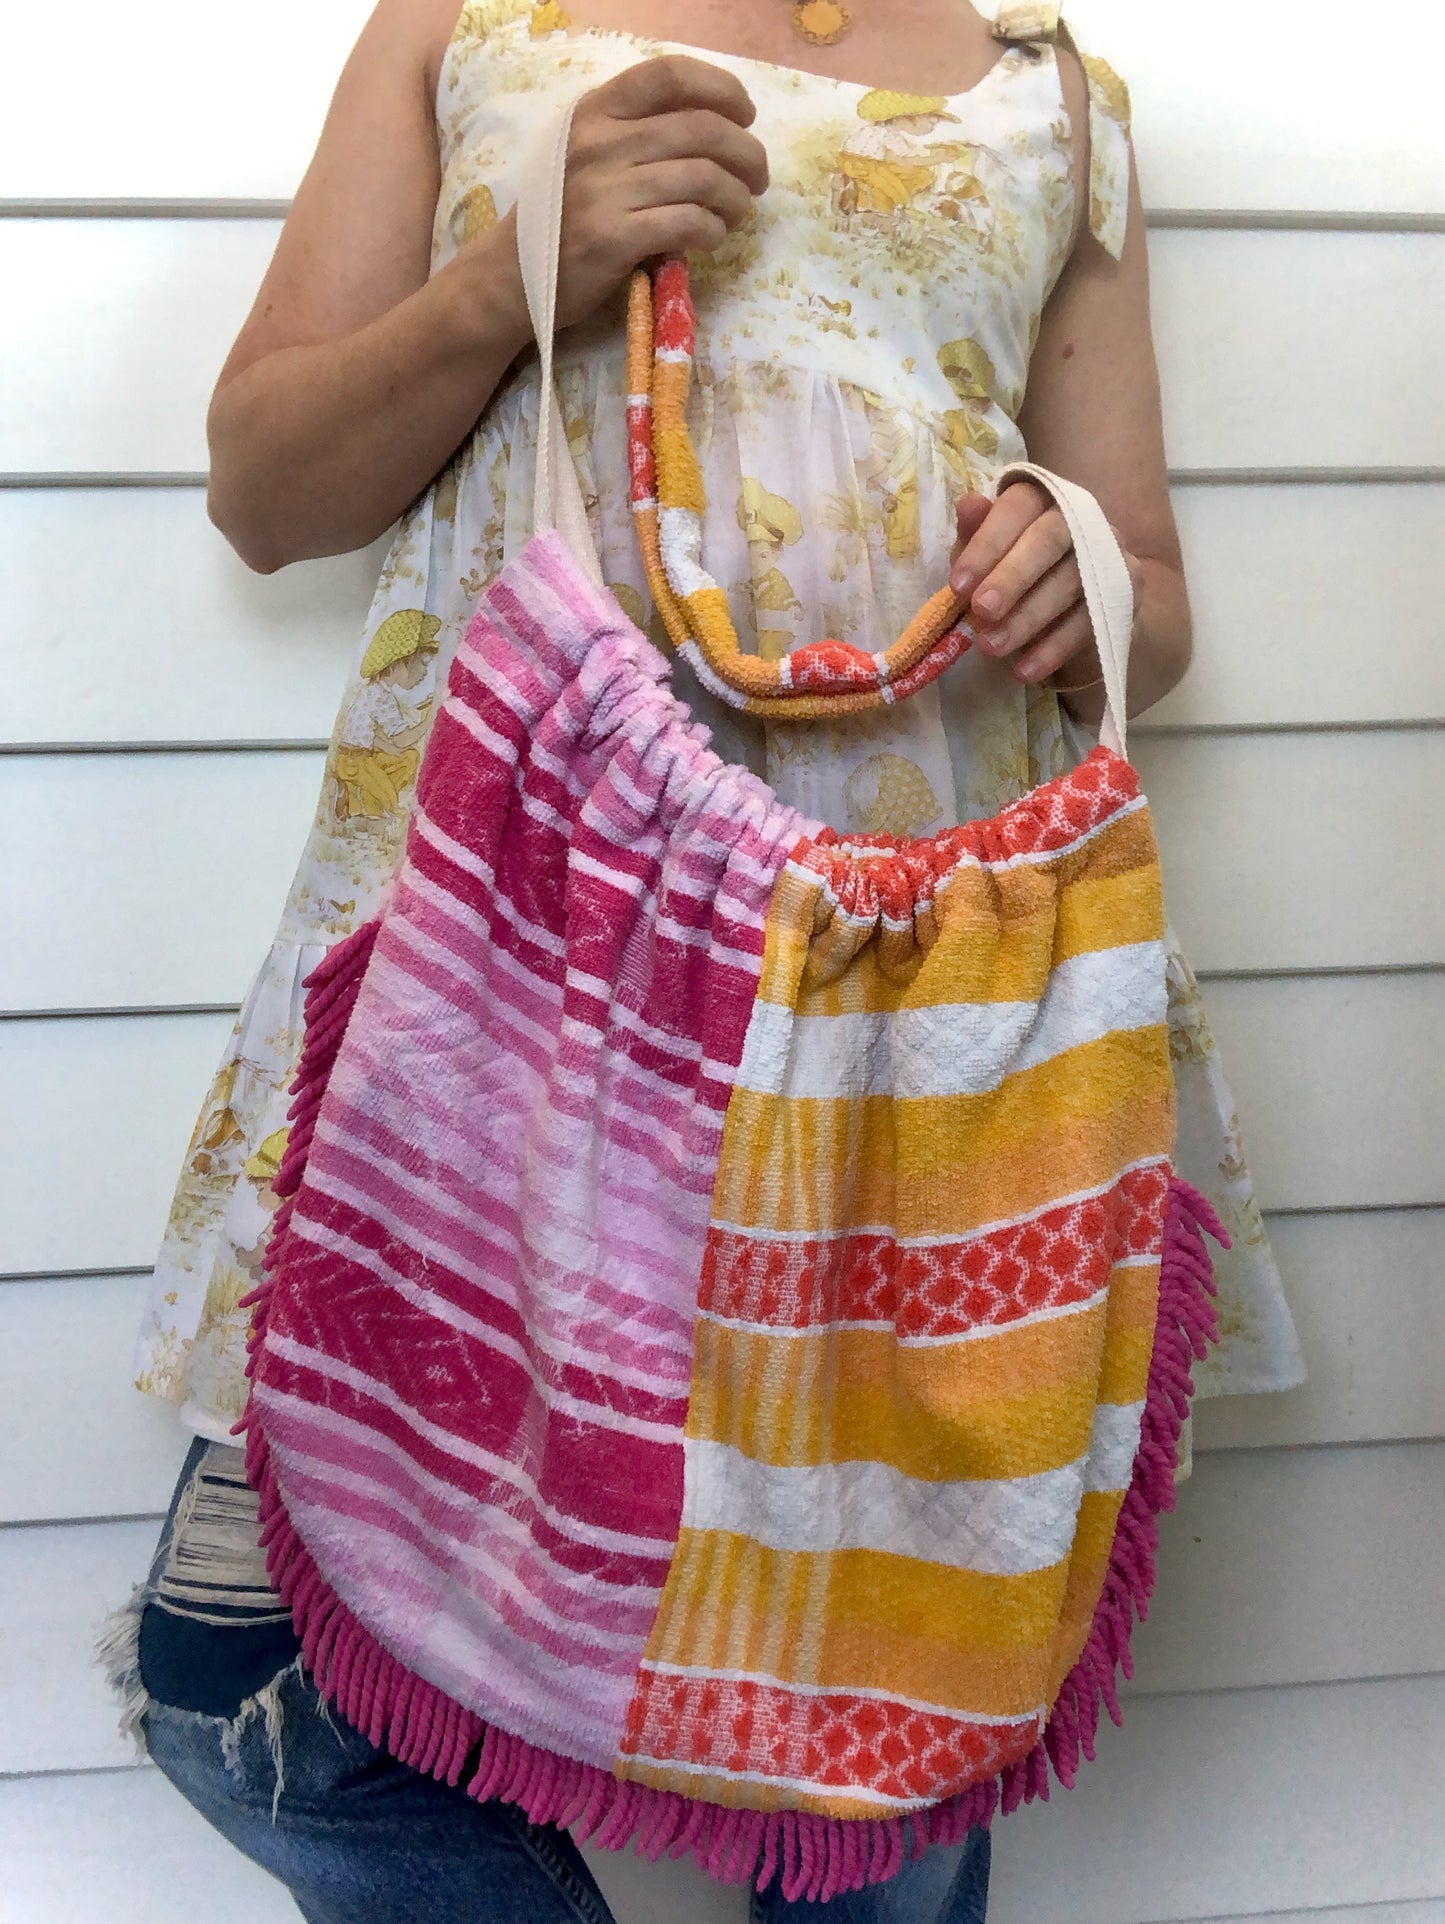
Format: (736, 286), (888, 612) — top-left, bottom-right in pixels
(2, 2), (1442, 1920)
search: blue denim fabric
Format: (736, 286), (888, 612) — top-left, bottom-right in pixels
(136, 1445), (990, 1922)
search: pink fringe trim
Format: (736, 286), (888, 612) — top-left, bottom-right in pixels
(239, 923), (1225, 1902)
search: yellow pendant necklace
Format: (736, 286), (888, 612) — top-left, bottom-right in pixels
(790, 0), (853, 45)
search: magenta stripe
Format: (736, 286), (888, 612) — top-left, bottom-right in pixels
(298, 1127), (697, 1365)
(276, 1466), (650, 1678)
(261, 1337), (683, 1549)
(285, 1184), (692, 1425)
(314, 1064), (717, 1310)
(269, 1443), (664, 1647)
(266, 1420), (664, 1638)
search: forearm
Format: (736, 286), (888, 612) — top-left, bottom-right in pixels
(1057, 554), (1192, 726)
(206, 216), (532, 574)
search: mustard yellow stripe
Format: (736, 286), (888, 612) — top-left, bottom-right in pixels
(690, 1306), (1119, 1481)
(644, 1524), (826, 1687)
(642, 1533), (1071, 1721)
(686, 584), (758, 676)
(1047, 1488), (1126, 1699)
(711, 1029), (1175, 1237)
(1052, 860), (1166, 967)
(1096, 1259), (1161, 1405)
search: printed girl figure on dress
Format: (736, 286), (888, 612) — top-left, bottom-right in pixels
(329, 608), (441, 823)
(832, 88), (961, 225)
(939, 335), (1003, 477)
(736, 475), (804, 660)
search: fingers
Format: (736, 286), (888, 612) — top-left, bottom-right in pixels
(973, 507), (1074, 630)
(948, 481), (1102, 683)
(601, 53), (761, 131)
(622, 110), (770, 196)
(1012, 606), (1097, 685)
(626, 201), (731, 260)
(971, 553), (1083, 660)
(624, 157), (757, 232)
(949, 480), (1053, 599)
(952, 492), (992, 555)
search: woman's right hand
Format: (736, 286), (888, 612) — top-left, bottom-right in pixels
(552, 55), (770, 330)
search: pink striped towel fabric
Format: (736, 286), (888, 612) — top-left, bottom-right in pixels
(246, 532), (810, 1763)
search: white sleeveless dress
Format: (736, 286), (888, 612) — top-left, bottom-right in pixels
(133, 0), (1303, 1439)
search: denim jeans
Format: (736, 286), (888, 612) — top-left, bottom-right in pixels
(134, 1444), (990, 1923)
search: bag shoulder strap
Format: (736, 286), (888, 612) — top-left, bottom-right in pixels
(514, 100), (605, 585)
(995, 461), (1134, 759)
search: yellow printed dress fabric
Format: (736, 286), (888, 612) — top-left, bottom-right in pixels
(618, 752), (1175, 1815)
(134, 0), (1302, 1440)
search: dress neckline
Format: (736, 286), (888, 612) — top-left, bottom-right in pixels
(517, 14), (1031, 105)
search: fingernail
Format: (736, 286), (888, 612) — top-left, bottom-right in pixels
(973, 588), (1001, 618)
(974, 624), (1007, 656)
(950, 567), (976, 598)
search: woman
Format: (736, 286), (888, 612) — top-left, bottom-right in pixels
(116, 2), (1304, 1918)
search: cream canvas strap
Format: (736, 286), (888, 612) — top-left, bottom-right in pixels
(992, 1), (1061, 44)
(995, 460), (1134, 759)
(514, 97), (606, 586)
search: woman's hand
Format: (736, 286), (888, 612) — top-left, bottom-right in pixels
(555, 56), (770, 330)
(949, 482), (1146, 689)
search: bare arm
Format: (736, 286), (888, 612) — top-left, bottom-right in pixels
(206, 0), (518, 573)
(949, 52), (1190, 720)
(207, 5), (769, 574)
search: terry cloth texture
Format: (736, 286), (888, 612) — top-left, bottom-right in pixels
(619, 781), (1176, 1814)
(236, 527), (1220, 1900)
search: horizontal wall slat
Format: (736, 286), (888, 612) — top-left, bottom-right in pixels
(1151, 484), (1445, 730)
(4, 1677), (1441, 1924)
(1177, 1908), (1445, 1924)
(4, 733), (1440, 1014)
(1148, 231), (1445, 473)
(0, 753), (325, 1013)
(1204, 975), (1445, 1213)
(0, 1277), (185, 1524)
(1193, 1209), (1445, 1453)
(4, 976), (1439, 1275)
(6, 1444), (1438, 1778)
(0, 491), (381, 749)
(1069, 0), (1445, 216)
(1124, 1442), (1445, 1698)
(1, 223), (275, 474)
(2, 223), (1441, 474)
(2, 0), (1442, 212)
(5, 486), (1443, 748)
(0, 1013), (234, 1276)
(0, 1769), (298, 1924)
(986, 1674), (1445, 1924)
(7, 1206), (1440, 1526)
(1132, 734), (1442, 973)
(0, 1521), (160, 1774)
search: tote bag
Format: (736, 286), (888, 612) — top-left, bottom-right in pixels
(240, 96), (1224, 1904)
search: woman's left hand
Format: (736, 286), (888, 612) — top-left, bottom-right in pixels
(948, 481), (1145, 688)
